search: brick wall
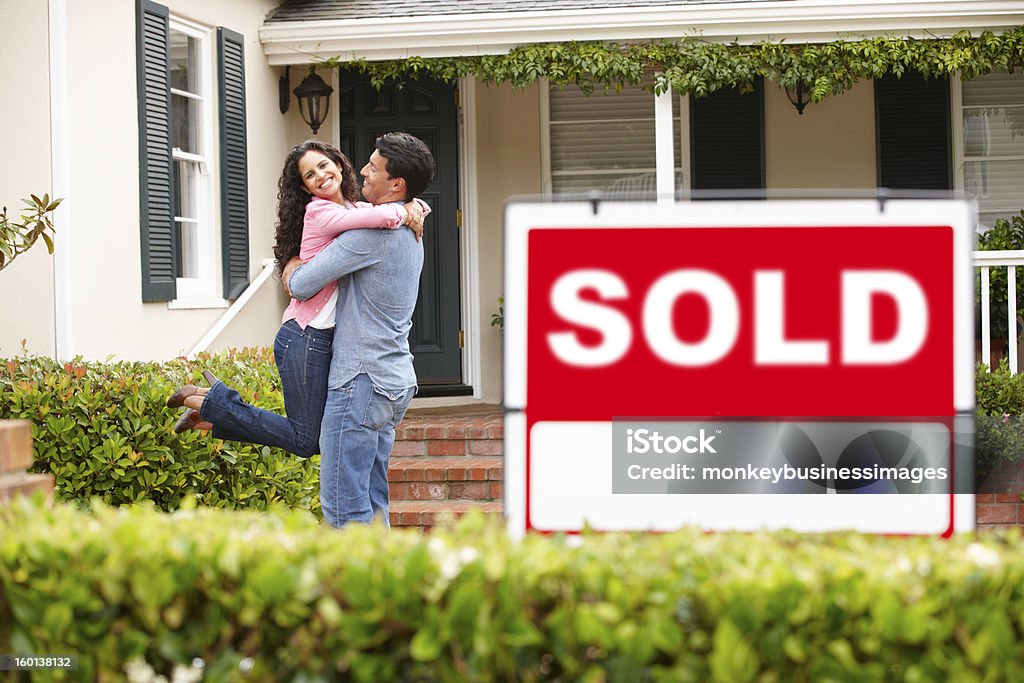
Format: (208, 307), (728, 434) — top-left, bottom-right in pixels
(0, 420), (53, 503)
(977, 459), (1024, 530)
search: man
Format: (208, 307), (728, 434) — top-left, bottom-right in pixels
(284, 132), (434, 527)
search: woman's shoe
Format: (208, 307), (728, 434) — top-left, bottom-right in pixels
(202, 370), (220, 386)
(173, 408), (213, 434)
(166, 385), (200, 408)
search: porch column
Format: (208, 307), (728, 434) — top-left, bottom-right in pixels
(654, 82), (675, 205)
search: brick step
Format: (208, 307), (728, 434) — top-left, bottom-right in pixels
(393, 411), (501, 448)
(388, 408), (505, 528)
(388, 456), (503, 502)
(389, 500), (504, 530)
(0, 472), (54, 503)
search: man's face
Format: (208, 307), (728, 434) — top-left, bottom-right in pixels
(360, 149), (397, 203)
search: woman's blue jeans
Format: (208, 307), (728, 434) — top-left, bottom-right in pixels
(200, 319), (333, 458)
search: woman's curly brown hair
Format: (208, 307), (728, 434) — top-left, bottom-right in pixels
(273, 140), (361, 276)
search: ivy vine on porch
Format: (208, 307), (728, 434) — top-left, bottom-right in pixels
(318, 26), (1024, 101)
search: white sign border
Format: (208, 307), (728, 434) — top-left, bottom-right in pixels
(503, 198), (976, 537)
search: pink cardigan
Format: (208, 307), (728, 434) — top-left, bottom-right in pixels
(282, 197), (429, 328)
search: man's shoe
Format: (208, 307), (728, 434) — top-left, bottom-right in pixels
(166, 385), (200, 408)
(173, 408), (213, 434)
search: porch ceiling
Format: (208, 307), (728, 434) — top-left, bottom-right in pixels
(260, 0), (1024, 65)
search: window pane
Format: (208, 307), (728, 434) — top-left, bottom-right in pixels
(550, 120), (657, 172)
(963, 158), (1024, 209)
(168, 30), (198, 94)
(171, 93), (198, 153)
(173, 159), (200, 279)
(177, 221), (199, 278)
(962, 72), (1024, 108)
(963, 106), (1024, 158)
(172, 159), (197, 220)
(550, 82), (680, 195)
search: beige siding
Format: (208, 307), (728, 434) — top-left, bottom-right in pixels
(0, 0), (56, 358)
(473, 80), (543, 404)
(59, 0), (289, 361)
(765, 79), (877, 190)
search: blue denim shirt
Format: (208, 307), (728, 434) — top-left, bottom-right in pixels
(288, 224), (423, 391)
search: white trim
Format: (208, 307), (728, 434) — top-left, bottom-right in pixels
(678, 91), (692, 195)
(458, 77), (482, 399)
(655, 84), (675, 204)
(49, 0), (73, 360)
(538, 82), (552, 196)
(260, 0), (1024, 64)
(950, 72), (966, 204)
(166, 297), (229, 310)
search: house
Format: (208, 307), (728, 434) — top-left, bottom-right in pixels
(3, 0), (1024, 409)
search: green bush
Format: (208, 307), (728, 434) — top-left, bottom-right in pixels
(975, 360), (1024, 484)
(2, 497), (1024, 682)
(0, 350), (320, 516)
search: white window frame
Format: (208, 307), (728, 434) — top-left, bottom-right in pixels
(166, 15), (224, 310)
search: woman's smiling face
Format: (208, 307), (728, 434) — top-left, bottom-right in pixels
(298, 150), (344, 201)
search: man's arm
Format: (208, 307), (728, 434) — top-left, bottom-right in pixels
(285, 230), (381, 300)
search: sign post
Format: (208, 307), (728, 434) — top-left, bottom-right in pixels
(504, 198), (975, 537)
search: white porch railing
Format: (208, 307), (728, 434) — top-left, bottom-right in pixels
(975, 249), (1024, 374)
(187, 258), (277, 360)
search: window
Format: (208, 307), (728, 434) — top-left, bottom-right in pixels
(955, 72), (1024, 230)
(546, 83), (685, 196)
(136, 0), (248, 305)
(168, 19), (215, 302)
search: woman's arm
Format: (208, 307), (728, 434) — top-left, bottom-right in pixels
(305, 198), (405, 239)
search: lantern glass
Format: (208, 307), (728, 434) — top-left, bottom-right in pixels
(293, 72), (334, 134)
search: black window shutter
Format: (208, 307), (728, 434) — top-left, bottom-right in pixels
(691, 80), (765, 191)
(136, 0), (176, 301)
(875, 71), (952, 190)
(218, 27), (249, 300)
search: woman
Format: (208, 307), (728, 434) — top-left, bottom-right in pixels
(166, 140), (427, 457)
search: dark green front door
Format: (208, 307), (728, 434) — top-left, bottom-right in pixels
(337, 69), (465, 393)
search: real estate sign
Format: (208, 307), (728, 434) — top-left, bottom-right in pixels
(503, 198), (975, 536)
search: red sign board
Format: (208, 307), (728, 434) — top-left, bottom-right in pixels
(528, 225), (954, 420)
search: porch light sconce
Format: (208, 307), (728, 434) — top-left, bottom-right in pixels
(785, 81), (811, 115)
(293, 70), (334, 135)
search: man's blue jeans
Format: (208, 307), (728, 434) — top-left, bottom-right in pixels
(200, 319), (332, 458)
(319, 373), (415, 527)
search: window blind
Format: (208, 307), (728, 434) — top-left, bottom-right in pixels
(549, 84), (679, 195)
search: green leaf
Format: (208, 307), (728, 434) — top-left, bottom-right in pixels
(409, 628), (442, 661)
(710, 619), (758, 683)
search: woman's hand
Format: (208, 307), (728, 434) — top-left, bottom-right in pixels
(281, 257), (307, 298)
(404, 201), (425, 241)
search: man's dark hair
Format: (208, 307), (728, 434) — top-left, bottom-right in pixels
(374, 132), (435, 199)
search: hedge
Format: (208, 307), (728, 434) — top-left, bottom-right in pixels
(0, 351), (320, 516)
(2, 498), (1024, 682)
